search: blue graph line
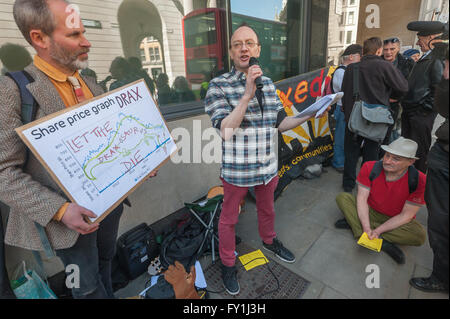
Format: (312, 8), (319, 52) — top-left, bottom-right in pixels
(98, 137), (171, 193)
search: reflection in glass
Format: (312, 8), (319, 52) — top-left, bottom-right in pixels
(230, 10), (288, 82)
(0, 0), (329, 112)
(182, 8), (228, 92)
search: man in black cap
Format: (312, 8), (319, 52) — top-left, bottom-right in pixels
(331, 44), (363, 173)
(401, 29), (445, 173)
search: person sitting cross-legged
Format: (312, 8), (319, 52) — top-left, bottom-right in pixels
(335, 137), (427, 264)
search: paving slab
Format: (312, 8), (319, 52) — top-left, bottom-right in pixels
(114, 165), (447, 300)
(297, 228), (418, 299)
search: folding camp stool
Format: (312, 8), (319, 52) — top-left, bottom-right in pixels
(184, 194), (223, 264)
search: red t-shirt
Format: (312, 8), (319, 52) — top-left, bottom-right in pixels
(356, 161), (426, 217)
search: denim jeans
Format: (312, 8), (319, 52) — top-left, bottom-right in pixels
(332, 106), (346, 168)
(56, 204), (124, 299)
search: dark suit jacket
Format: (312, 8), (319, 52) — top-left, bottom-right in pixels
(402, 50), (445, 112)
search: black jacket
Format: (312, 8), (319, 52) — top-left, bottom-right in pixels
(384, 53), (415, 79)
(341, 55), (409, 122)
(402, 50), (444, 113)
(434, 78), (449, 152)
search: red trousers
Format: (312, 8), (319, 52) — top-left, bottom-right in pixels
(219, 177), (278, 267)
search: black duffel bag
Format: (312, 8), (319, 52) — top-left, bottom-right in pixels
(116, 223), (159, 280)
(159, 216), (206, 271)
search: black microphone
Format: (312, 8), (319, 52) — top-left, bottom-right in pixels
(249, 57), (264, 89)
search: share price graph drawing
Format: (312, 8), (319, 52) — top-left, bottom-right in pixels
(16, 80), (177, 223)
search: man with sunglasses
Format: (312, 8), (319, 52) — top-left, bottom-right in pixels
(383, 37), (415, 79)
(401, 30), (445, 173)
(381, 37), (415, 148)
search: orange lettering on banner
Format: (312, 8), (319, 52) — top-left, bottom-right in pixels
(295, 80), (308, 104)
(277, 87), (293, 109)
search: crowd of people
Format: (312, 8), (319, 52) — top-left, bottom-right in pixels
(0, 0), (448, 300)
(331, 30), (448, 293)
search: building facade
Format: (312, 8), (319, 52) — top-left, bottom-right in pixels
(356, 0), (448, 51)
(327, 0), (360, 66)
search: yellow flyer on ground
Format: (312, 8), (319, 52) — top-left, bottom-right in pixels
(238, 250), (269, 271)
(357, 232), (383, 252)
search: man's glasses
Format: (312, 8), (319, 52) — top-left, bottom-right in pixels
(231, 41), (259, 50)
(384, 37), (400, 44)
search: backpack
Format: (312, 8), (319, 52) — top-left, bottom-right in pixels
(159, 213), (208, 271)
(323, 65), (346, 97)
(369, 160), (419, 194)
(330, 65), (346, 94)
(116, 223), (159, 280)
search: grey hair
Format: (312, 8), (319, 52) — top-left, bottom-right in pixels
(13, 0), (63, 45)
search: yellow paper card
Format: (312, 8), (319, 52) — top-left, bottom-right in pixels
(238, 250), (269, 271)
(357, 232), (383, 252)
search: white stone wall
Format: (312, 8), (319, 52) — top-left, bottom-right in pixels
(0, 0), (186, 84)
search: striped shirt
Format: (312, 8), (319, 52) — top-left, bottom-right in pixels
(205, 67), (284, 187)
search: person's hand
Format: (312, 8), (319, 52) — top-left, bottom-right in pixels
(164, 261), (198, 299)
(389, 98), (398, 103)
(362, 226), (372, 237)
(61, 203), (99, 235)
(316, 106), (332, 119)
(367, 229), (380, 240)
(145, 169), (158, 181)
(243, 65), (263, 100)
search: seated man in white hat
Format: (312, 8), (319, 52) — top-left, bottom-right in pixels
(334, 137), (427, 264)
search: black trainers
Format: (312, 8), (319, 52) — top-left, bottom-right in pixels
(221, 264), (240, 295)
(381, 241), (405, 264)
(334, 218), (351, 229)
(409, 276), (449, 293)
(262, 238), (296, 263)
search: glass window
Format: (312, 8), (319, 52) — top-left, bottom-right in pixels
(348, 11), (354, 25)
(0, 0), (331, 119)
(229, 0), (329, 80)
(140, 48), (146, 61)
(184, 11), (217, 49)
(230, 0), (289, 82)
(346, 30), (353, 44)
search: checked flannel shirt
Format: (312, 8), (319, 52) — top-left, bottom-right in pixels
(205, 67), (286, 187)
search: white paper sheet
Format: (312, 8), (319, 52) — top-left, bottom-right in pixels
(294, 92), (344, 119)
